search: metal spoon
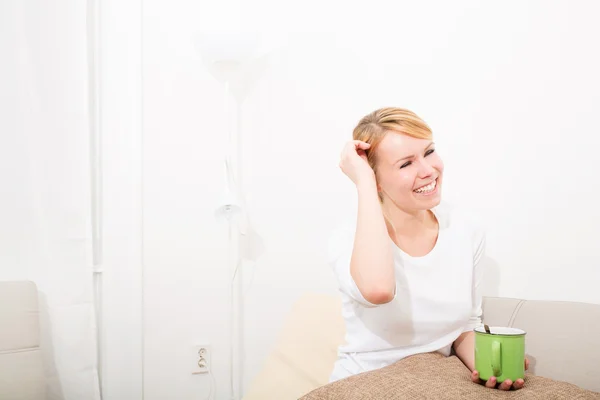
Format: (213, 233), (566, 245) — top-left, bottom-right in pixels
(484, 324), (491, 334)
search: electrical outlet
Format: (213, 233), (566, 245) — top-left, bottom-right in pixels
(192, 344), (211, 374)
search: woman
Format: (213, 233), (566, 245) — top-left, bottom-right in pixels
(329, 107), (528, 390)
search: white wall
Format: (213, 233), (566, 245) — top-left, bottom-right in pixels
(139, 1), (600, 399)
(99, 0), (144, 399)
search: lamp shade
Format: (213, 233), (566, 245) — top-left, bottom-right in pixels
(214, 187), (242, 220)
(195, 31), (261, 84)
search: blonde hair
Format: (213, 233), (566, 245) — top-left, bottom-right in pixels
(353, 107), (433, 175)
(353, 107), (433, 204)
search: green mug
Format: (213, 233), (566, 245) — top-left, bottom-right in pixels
(474, 326), (526, 382)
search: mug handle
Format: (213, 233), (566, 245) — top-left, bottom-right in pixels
(491, 340), (502, 377)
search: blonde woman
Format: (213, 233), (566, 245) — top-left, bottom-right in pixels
(329, 108), (528, 390)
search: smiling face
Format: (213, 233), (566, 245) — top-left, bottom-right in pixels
(373, 132), (444, 212)
(352, 107), (441, 212)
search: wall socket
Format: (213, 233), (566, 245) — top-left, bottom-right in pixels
(192, 344), (211, 375)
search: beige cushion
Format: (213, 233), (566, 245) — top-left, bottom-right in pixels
(243, 293), (345, 400)
(0, 281), (46, 400)
(300, 352), (600, 399)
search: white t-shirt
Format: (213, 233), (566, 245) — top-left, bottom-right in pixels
(328, 202), (486, 382)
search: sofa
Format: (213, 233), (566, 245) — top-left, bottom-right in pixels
(243, 292), (600, 399)
(0, 281), (46, 400)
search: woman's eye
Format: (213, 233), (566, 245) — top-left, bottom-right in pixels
(400, 161), (411, 169)
(425, 149), (435, 156)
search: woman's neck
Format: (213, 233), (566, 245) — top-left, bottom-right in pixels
(382, 202), (437, 237)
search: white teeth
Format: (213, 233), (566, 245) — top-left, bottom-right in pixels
(414, 179), (437, 194)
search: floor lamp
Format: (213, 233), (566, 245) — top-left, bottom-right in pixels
(195, 31), (266, 400)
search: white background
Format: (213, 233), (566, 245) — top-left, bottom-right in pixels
(4, 0), (600, 399)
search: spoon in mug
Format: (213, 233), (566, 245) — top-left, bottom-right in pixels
(484, 324), (491, 334)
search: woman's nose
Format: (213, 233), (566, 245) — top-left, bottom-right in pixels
(417, 159), (435, 178)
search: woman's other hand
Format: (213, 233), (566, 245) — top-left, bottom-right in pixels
(339, 140), (375, 186)
(471, 358), (530, 390)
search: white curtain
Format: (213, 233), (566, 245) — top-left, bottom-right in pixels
(0, 1), (101, 399)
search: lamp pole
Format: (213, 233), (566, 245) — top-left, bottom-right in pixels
(196, 31), (261, 400)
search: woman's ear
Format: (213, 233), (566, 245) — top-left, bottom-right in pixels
(375, 175), (381, 193)
(376, 181), (384, 202)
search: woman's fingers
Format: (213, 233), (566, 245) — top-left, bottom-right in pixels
(476, 373), (524, 390)
(485, 376), (497, 388)
(353, 140), (371, 150)
(498, 379), (513, 390)
(341, 140), (370, 160)
(513, 378), (525, 390)
(525, 358), (530, 370)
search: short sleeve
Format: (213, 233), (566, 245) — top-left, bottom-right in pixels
(464, 226), (486, 332)
(327, 224), (393, 308)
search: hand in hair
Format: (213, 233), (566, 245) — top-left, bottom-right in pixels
(339, 140), (375, 186)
